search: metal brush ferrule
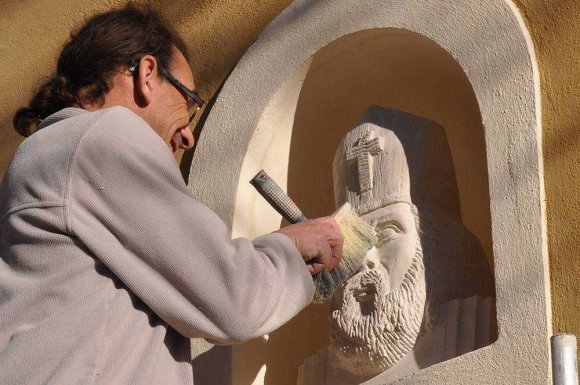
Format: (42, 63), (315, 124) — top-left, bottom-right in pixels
(250, 170), (307, 224)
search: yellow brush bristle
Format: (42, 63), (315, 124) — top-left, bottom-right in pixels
(312, 203), (377, 303)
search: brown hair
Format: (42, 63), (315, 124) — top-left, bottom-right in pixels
(13, 3), (189, 137)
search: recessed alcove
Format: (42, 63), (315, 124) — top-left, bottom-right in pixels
(229, 27), (497, 385)
(188, 1), (550, 385)
(286, 28), (493, 265)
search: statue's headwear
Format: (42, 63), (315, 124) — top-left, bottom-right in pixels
(333, 106), (461, 219)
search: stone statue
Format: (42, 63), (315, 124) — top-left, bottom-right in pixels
(298, 106), (495, 385)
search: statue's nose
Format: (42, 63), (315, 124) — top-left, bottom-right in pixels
(360, 246), (380, 271)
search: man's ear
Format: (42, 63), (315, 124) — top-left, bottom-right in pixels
(135, 55), (159, 107)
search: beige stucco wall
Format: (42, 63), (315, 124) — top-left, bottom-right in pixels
(510, 0), (580, 337)
(0, 0), (577, 367)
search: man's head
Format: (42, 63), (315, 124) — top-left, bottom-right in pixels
(14, 4), (201, 153)
(125, 47), (199, 152)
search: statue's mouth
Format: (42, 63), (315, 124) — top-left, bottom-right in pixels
(353, 283), (377, 302)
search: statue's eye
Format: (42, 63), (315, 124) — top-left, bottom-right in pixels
(376, 223), (402, 243)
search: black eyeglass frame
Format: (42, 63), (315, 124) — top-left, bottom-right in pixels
(128, 64), (205, 122)
(158, 68), (205, 109)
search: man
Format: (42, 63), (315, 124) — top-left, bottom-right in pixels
(0, 5), (342, 385)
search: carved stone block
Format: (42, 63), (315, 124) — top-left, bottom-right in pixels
(299, 107), (496, 384)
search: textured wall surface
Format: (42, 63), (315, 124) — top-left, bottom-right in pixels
(187, 1), (549, 384)
(0, 0), (578, 373)
(511, 0), (580, 338)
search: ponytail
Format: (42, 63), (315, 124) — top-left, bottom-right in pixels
(13, 76), (76, 137)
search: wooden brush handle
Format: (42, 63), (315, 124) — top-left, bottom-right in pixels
(250, 170), (307, 224)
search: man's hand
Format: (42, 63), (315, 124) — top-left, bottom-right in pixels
(276, 217), (344, 276)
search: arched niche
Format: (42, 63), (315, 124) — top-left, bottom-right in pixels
(188, 1), (550, 384)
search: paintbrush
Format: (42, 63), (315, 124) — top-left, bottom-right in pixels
(250, 170), (377, 303)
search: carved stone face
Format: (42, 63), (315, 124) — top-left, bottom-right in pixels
(328, 106), (495, 377)
(330, 115), (428, 375)
(360, 202), (418, 292)
(328, 203), (425, 375)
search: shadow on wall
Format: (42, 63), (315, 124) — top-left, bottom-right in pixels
(192, 345), (232, 385)
(228, 28), (496, 385)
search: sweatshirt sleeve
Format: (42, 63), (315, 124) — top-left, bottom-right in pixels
(67, 107), (314, 344)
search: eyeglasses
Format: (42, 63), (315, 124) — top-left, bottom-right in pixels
(128, 65), (205, 124)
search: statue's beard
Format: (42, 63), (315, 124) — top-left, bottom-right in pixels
(329, 246), (426, 376)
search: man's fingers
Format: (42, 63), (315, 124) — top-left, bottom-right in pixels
(306, 240), (333, 276)
(323, 217), (344, 270)
(308, 261), (326, 275)
(318, 241), (333, 271)
(330, 241), (343, 269)
(274, 216), (345, 276)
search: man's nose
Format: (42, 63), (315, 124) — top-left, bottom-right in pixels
(176, 126), (195, 150)
(360, 246), (380, 271)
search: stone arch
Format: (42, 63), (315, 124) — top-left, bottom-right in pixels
(188, 1), (550, 384)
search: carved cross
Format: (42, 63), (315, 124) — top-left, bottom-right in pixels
(346, 132), (383, 193)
